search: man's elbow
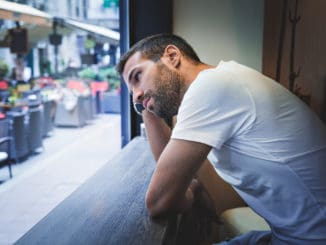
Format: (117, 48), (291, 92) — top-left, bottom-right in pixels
(145, 191), (171, 217)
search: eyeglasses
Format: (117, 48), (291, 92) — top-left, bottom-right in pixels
(133, 102), (145, 116)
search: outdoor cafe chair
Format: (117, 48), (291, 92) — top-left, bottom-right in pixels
(0, 118), (15, 178)
(7, 111), (29, 162)
(28, 107), (43, 154)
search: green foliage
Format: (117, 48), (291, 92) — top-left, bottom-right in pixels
(78, 66), (121, 91)
(0, 60), (9, 80)
(78, 67), (97, 80)
(84, 38), (96, 50)
(100, 66), (121, 90)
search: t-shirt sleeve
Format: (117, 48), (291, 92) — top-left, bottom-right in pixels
(171, 70), (255, 149)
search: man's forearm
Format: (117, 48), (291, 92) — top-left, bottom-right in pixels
(142, 111), (172, 161)
(146, 185), (194, 217)
(142, 112), (231, 216)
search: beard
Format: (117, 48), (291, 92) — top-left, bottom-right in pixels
(146, 63), (185, 119)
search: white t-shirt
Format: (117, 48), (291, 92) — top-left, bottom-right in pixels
(171, 61), (326, 243)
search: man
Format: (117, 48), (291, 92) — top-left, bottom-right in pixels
(117, 33), (326, 245)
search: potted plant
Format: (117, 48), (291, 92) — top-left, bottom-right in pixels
(0, 59), (9, 81)
(99, 66), (121, 113)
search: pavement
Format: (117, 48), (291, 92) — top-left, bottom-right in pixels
(0, 113), (121, 245)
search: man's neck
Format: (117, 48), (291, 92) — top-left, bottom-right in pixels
(182, 62), (215, 88)
(178, 62), (215, 105)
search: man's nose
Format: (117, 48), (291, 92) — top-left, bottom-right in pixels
(132, 87), (144, 103)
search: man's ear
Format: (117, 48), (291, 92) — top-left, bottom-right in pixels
(162, 45), (181, 68)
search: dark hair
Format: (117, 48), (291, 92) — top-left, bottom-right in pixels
(116, 33), (201, 75)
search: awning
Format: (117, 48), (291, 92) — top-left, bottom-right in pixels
(64, 18), (120, 45)
(26, 24), (72, 46)
(0, 1), (119, 47)
(0, 0), (52, 26)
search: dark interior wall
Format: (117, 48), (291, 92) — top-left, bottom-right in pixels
(263, 0), (326, 122)
(120, 0), (173, 145)
(129, 0), (172, 139)
(130, 0), (172, 43)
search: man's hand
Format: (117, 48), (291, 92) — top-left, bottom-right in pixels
(174, 179), (221, 244)
(183, 178), (217, 215)
(189, 178), (220, 225)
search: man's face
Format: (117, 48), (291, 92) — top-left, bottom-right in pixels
(123, 51), (184, 119)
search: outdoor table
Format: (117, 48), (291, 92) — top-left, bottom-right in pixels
(16, 137), (217, 245)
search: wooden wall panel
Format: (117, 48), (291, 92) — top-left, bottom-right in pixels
(263, 0), (326, 122)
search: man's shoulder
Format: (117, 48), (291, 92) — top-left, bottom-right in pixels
(187, 66), (245, 100)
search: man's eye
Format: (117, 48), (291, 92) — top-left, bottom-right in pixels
(135, 72), (141, 81)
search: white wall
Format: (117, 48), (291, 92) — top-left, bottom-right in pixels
(173, 0), (264, 71)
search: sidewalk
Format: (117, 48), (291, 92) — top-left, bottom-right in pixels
(0, 113), (121, 245)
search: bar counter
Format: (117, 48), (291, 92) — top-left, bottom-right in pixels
(16, 137), (216, 245)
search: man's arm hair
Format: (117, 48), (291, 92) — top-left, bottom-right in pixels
(146, 139), (211, 216)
